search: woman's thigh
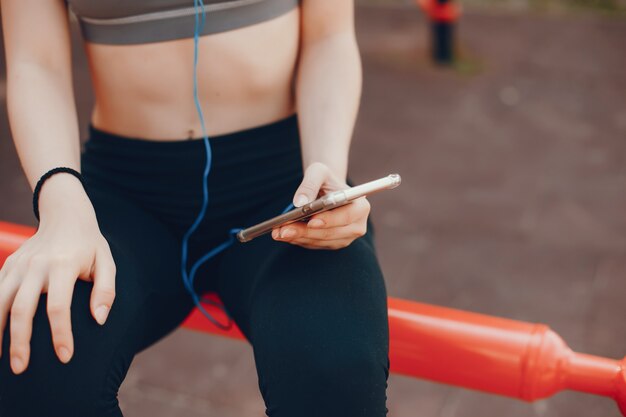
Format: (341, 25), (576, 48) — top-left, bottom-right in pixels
(216, 200), (390, 417)
(0, 185), (200, 417)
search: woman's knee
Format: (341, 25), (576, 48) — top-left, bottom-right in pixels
(0, 279), (137, 417)
(248, 242), (390, 415)
(298, 338), (389, 394)
(255, 331), (390, 417)
(0, 353), (124, 417)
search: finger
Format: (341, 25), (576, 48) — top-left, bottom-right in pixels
(293, 163), (328, 207)
(0, 253), (19, 284)
(271, 225), (356, 247)
(0, 271), (21, 359)
(47, 267), (76, 364)
(275, 221), (367, 241)
(90, 245), (116, 326)
(286, 236), (353, 250)
(10, 273), (45, 374)
(307, 197), (370, 229)
(272, 223), (308, 240)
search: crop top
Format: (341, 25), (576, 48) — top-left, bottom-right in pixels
(65, 0), (300, 45)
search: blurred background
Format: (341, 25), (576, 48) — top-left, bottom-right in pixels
(1, 0), (625, 416)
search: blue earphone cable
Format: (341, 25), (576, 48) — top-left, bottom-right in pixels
(181, 0), (295, 331)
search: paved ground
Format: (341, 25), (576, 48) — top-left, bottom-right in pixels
(1, 4), (625, 417)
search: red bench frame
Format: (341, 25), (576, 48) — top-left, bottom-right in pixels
(0, 220), (623, 415)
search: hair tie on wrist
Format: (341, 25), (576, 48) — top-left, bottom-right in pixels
(33, 167), (87, 222)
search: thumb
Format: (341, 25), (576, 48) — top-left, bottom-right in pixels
(90, 246), (116, 325)
(293, 162), (328, 207)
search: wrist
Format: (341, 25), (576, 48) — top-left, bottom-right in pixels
(37, 174), (95, 222)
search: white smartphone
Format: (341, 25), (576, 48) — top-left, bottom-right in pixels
(236, 173), (401, 243)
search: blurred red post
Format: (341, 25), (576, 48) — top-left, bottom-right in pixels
(0, 220), (624, 415)
(416, 0), (461, 64)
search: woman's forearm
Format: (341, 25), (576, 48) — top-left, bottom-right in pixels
(6, 63), (89, 217)
(8, 63), (81, 188)
(295, 31), (362, 182)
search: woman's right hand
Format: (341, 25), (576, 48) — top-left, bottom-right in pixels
(0, 174), (117, 375)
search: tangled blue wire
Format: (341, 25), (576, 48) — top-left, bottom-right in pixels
(180, 0), (295, 330)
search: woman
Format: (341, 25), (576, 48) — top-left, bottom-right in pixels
(0, 0), (390, 416)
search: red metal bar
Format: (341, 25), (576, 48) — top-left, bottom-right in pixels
(0, 220), (624, 415)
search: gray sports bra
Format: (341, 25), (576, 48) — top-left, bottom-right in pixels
(65, 0), (300, 45)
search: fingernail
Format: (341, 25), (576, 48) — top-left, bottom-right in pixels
(295, 195), (309, 207)
(58, 346), (72, 363)
(272, 229), (279, 239)
(308, 219), (325, 228)
(11, 356), (24, 374)
(95, 305), (110, 325)
(281, 228), (295, 239)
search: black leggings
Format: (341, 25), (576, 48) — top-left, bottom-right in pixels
(0, 113), (390, 417)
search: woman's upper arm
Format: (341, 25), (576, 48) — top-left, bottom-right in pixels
(300, 0), (355, 45)
(1, 0), (72, 72)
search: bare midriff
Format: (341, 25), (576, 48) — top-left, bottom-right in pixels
(83, 6), (300, 141)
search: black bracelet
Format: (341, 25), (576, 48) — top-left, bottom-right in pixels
(33, 167), (87, 222)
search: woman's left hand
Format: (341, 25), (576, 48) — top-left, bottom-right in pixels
(272, 162), (370, 250)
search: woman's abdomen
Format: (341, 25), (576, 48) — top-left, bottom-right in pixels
(83, 7), (300, 140)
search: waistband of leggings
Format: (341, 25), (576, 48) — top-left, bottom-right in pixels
(83, 112), (300, 156)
